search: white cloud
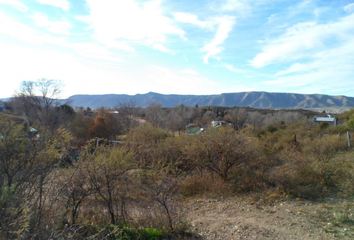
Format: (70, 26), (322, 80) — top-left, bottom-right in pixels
(36, 0), (69, 11)
(276, 40), (354, 77)
(251, 14), (354, 68)
(201, 16), (235, 64)
(221, 0), (251, 14)
(313, 7), (329, 19)
(223, 63), (254, 78)
(0, 42), (127, 98)
(225, 64), (242, 73)
(262, 39), (354, 96)
(0, 11), (124, 63)
(30, 12), (72, 35)
(263, 70), (353, 96)
(0, 11), (42, 44)
(0, 10), (76, 50)
(267, 14), (277, 23)
(0, 43), (76, 97)
(152, 43), (176, 54)
(182, 68), (198, 75)
(0, 0), (28, 11)
(81, 0), (185, 53)
(344, 3), (354, 13)
(174, 12), (212, 28)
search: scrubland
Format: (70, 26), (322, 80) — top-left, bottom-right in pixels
(2, 89), (354, 239)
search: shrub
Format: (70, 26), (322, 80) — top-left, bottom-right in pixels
(267, 125), (278, 133)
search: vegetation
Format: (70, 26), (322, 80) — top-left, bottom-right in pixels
(1, 79), (354, 239)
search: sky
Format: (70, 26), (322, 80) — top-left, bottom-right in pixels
(0, 0), (354, 99)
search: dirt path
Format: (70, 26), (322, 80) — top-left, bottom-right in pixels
(180, 196), (354, 239)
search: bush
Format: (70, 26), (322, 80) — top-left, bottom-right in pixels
(275, 134), (348, 199)
(267, 125), (278, 133)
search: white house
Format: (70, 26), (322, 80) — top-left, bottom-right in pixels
(314, 115), (337, 126)
(211, 120), (226, 128)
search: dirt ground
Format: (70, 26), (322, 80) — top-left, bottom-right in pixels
(179, 196), (354, 240)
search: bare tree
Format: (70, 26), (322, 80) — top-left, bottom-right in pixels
(116, 99), (139, 133)
(166, 105), (199, 132)
(263, 111), (304, 127)
(185, 128), (250, 181)
(201, 110), (217, 125)
(283, 112), (303, 124)
(146, 169), (179, 231)
(86, 147), (133, 224)
(58, 164), (93, 225)
(225, 108), (247, 130)
(146, 101), (165, 128)
(11, 79), (68, 133)
(247, 111), (264, 130)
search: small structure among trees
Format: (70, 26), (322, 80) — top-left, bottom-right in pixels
(314, 115), (337, 126)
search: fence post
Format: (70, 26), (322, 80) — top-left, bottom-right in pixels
(347, 132), (351, 148)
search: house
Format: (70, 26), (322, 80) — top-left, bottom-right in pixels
(186, 128), (204, 135)
(211, 120), (226, 128)
(28, 127), (40, 139)
(314, 115), (337, 126)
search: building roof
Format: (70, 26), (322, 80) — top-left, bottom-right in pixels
(186, 128), (203, 135)
(314, 117), (336, 122)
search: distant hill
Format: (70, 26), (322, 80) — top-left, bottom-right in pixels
(67, 92), (354, 109)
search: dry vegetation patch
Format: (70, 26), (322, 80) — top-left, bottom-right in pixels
(180, 196), (354, 240)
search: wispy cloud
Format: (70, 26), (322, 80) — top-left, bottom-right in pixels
(225, 64), (242, 73)
(263, 70), (354, 96)
(174, 12), (212, 28)
(275, 40), (354, 77)
(201, 16), (235, 64)
(262, 35), (354, 95)
(152, 43), (176, 54)
(1, 0), (354, 98)
(250, 14), (354, 68)
(0, 11), (124, 63)
(30, 12), (72, 35)
(0, 10), (45, 44)
(221, 0), (251, 14)
(35, 0), (69, 11)
(344, 3), (354, 13)
(81, 0), (185, 53)
(0, 0), (28, 12)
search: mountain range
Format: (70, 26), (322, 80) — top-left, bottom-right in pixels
(66, 92), (354, 110)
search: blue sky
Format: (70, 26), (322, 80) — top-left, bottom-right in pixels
(0, 0), (354, 98)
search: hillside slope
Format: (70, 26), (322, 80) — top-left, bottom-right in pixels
(67, 92), (354, 109)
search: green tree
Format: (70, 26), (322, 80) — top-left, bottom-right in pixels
(347, 114), (354, 130)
